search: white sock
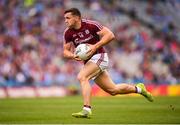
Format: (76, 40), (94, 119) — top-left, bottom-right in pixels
(136, 86), (142, 93)
(83, 107), (91, 112)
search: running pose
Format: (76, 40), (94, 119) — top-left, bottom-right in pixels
(63, 8), (153, 118)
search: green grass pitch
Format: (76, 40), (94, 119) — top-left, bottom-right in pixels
(0, 96), (180, 124)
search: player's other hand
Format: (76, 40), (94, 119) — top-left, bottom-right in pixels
(86, 44), (96, 58)
(73, 54), (82, 61)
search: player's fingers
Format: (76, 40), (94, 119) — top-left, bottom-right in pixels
(86, 49), (91, 54)
(75, 56), (82, 61)
(75, 58), (82, 61)
(86, 49), (92, 56)
(76, 59), (82, 61)
(74, 54), (78, 58)
(73, 54), (81, 61)
(86, 49), (93, 56)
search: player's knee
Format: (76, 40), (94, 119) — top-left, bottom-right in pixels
(110, 92), (116, 96)
(77, 73), (88, 83)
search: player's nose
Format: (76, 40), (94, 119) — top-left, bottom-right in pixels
(64, 19), (68, 23)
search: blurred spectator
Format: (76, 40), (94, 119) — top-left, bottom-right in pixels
(0, 0), (179, 87)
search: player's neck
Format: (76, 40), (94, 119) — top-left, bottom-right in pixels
(74, 20), (81, 30)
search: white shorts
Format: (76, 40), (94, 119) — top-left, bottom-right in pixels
(88, 53), (109, 80)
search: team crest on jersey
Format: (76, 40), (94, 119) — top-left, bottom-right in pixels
(85, 29), (90, 34)
(78, 32), (84, 38)
(73, 34), (77, 37)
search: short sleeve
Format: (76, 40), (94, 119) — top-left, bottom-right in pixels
(63, 29), (72, 43)
(90, 20), (103, 33)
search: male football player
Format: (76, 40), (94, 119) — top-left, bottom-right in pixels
(63, 8), (153, 118)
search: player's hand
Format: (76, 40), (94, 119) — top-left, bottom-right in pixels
(86, 44), (97, 58)
(73, 54), (82, 61)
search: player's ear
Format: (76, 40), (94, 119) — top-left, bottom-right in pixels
(74, 15), (81, 21)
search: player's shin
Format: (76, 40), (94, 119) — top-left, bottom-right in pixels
(116, 84), (137, 94)
(80, 81), (92, 107)
(72, 80), (92, 118)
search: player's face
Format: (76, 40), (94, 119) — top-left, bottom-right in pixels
(64, 12), (78, 28)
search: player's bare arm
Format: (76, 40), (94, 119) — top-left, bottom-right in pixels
(96, 26), (115, 49)
(87, 27), (115, 57)
(63, 41), (81, 61)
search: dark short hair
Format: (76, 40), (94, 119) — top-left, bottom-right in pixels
(64, 8), (81, 17)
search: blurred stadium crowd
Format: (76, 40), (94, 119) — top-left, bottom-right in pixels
(0, 0), (179, 87)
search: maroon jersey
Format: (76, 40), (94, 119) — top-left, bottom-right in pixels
(63, 19), (106, 54)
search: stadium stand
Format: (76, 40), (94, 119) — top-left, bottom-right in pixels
(0, 0), (179, 89)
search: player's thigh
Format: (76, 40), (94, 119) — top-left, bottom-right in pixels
(94, 70), (116, 91)
(78, 61), (101, 80)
